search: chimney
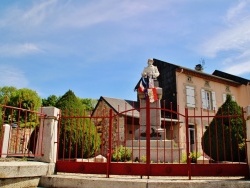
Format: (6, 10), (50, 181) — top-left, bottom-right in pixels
(195, 64), (203, 71)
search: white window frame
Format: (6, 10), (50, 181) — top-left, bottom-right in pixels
(223, 93), (235, 103)
(186, 86), (195, 108)
(201, 89), (216, 110)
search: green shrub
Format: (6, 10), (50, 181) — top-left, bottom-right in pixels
(57, 90), (101, 159)
(202, 95), (245, 162)
(140, 155), (147, 163)
(112, 145), (132, 162)
(181, 152), (201, 163)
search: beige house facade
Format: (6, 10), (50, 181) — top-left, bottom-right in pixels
(93, 59), (250, 158)
(152, 59), (250, 154)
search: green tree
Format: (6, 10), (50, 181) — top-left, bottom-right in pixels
(42, 95), (59, 107)
(0, 87), (41, 126)
(56, 90), (100, 159)
(7, 88), (41, 110)
(202, 95), (245, 162)
(0, 86), (18, 104)
(79, 98), (97, 111)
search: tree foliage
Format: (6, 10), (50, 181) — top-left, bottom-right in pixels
(0, 86), (17, 104)
(202, 95), (245, 162)
(42, 94), (97, 112)
(42, 95), (59, 107)
(0, 86), (41, 110)
(79, 98), (97, 111)
(56, 90), (100, 158)
(0, 86), (41, 126)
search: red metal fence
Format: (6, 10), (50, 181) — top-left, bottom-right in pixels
(0, 105), (46, 158)
(1, 103), (247, 178)
(56, 102), (249, 179)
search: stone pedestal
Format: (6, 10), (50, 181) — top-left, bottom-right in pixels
(35, 107), (60, 163)
(135, 87), (163, 140)
(0, 124), (11, 158)
(129, 86), (183, 162)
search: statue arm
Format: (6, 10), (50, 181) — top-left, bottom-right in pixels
(153, 67), (160, 78)
(141, 67), (147, 77)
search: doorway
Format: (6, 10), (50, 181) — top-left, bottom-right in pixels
(188, 125), (195, 152)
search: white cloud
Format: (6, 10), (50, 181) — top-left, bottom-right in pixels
(222, 48), (250, 75)
(0, 43), (42, 57)
(200, 0), (250, 56)
(201, 19), (250, 57)
(0, 65), (29, 88)
(223, 61), (250, 75)
(226, 0), (250, 24)
(199, 0), (250, 76)
(0, 0), (57, 28)
(0, 0), (172, 58)
(0, 0), (171, 30)
(21, 0), (58, 26)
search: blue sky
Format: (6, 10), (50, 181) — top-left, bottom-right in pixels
(0, 0), (250, 101)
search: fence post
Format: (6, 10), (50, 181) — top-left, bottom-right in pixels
(0, 124), (11, 158)
(185, 108), (191, 180)
(245, 106), (250, 177)
(106, 109), (113, 178)
(35, 107), (60, 164)
(146, 96), (151, 179)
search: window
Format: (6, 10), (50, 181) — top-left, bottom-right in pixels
(223, 93), (235, 102)
(201, 89), (216, 110)
(186, 86), (195, 108)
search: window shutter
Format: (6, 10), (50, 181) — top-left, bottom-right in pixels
(212, 91), (217, 110)
(186, 86), (195, 108)
(223, 94), (235, 102)
(232, 95), (235, 101)
(201, 89), (207, 109)
(223, 94), (227, 103)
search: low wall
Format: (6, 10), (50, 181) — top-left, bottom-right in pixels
(0, 161), (55, 188)
(126, 140), (183, 162)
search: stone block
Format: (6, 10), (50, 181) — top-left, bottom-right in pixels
(139, 100), (161, 126)
(197, 156), (209, 164)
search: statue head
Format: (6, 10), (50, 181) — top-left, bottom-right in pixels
(148, 58), (154, 65)
(148, 58), (154, 64)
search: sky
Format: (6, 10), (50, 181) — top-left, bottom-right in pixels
(0, 0), (250, 101)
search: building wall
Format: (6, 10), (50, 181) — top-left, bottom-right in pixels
(238, 84), (250, 107)
(92, 100), (141, 156)
(92, 100), (125, 156)
(175, 70), (250, 153)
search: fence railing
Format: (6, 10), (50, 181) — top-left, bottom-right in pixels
(56, 103), (248, 178)
(0, 105), (46, 158)
(0, 104), (248, 178)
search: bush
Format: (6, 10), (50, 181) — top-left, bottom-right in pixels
(111, 145), (132, 162)
(57, 90), (101, 159)
(181, 152), (201, 163)
(202, 95), (245, 162)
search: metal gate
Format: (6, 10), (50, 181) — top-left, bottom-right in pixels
(0, 105), (46, 158)
(56, 102), (249, 179)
